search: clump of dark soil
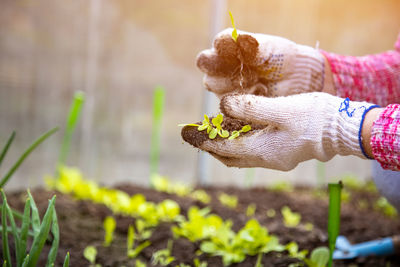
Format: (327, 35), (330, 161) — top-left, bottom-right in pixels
(2, 184), (400, 267)
(181, 115), (265, 148)
(197, 33), (262, 91)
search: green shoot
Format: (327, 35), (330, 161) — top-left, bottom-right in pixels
(0, 127), (58, 188)
(0, 131), (15, 169)
(281, 206), (301, 228)
(218, 193), (238, 209)
(63, 252), (70, 267)
(58, 91), (85, 168)
(103, 216), (116, 247)
(285, 241), (308, 260)
(266, 209), (276, 218)
(127, 225), (151, 258)
(212, 114), (229, 138)
(374, 197), (397, 218)
(135, 260), (146, 267)
(150, 86), (165, 177)
(328, 182), (342, 267)
(2, 190), (11, 267)
(229, 11), (238, 42)
(194, 258), (208, 267)
(191, 189), (211, 204)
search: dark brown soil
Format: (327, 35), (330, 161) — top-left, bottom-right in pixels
(181, 116), (265, 148)
(2, 185), (400, 267)
(197, 33), (261, 91)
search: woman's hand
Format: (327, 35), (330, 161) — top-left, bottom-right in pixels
(196, 28), (334, 98)
(182, 93), (379, 171)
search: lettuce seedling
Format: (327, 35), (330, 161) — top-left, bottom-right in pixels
(212, 114), (229, 138)
(374, 197), (397, 218)
(193, 258), (208, 267)
(152, 239), (175, 266)
(303, 247), (330, 267)
(83, 245), (101, 267)
(218, 193), (238, 209)
(281, 206), (301, 228)
(228, 125), (251, 140)
(126, 224), (151, 258)
(246, 203), (256, 217)
(285, 241), (308, 260)
(191, 189), (211, 204)
(103, 216), (116, 247)
(229, 11), (238, 42)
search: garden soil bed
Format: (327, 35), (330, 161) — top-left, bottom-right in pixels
(3, 184), (400, 267)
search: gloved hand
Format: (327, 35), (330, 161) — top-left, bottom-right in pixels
(196, 28), (329, 98)
(184, 93), (378, 171)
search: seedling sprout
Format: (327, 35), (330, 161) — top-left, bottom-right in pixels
(103, 216), (116, 247)
(328, 182), (342, 267)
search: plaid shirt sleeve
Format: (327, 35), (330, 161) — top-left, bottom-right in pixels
(322, 34), (400, 170)
(320, 33), (400, 107)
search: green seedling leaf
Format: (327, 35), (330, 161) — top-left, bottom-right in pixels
(0, 131), (15, 168)
(266, 209), (276, 218)
(127, 240), (151, 258)
(127, 225), (135, 252)
(228, 131), (240, 140)
(58, 91), (85, 168)
(212, 114), (223, 129)
(27, 195), (56, 267)
(46, 205), (59, 267)
(209, 128), (218, 139)
(285, 241), (308, 260)
(27, 190), (41, 237)
(63, 252), (70, 267)
(135, 260), (146, 267)
(328, 182), (342, 267)
(218, 193), (238, 209)
(83, 246), (97, 264)
(21, 254), (29, 267)
(191, 189), (211, 204)
(103, 216), (116, 247)
(0, 127), (58, 188)
(246, 203), (256, 217)
(281, 206), (301, 228)
(1, 190), (12, 267)
(177, 123), (200, 127)
(229, 11), (238, 42)
(19, 197), (31, 265)
(219, 129), (229, 138)
(3, 190), (21, 267)
(310, 247), (329, 267)
(241, 125), (251, 133)
(194, 258), (208, 267)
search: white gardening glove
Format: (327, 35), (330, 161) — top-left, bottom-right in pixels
(182, 93), (378, 171)
(196, 28), (327, 98)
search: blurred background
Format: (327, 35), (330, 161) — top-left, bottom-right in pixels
(1, 0), (400, 191)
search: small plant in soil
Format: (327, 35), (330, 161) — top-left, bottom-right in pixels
(83, 245), (101, 267)
(179, 114), (250, 140)
(103, 216), (116, 247)
(281, 206), (301, 228)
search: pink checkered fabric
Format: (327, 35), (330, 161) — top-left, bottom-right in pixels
(322, 33), (400, 170)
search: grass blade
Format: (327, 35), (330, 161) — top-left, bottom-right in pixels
(19, 197), (31, 264)
(27, 190), (41, 237)
(328, 182), (342, 267)
(58, 91), (85, 167)
(1, 190), (11, 267)
(150, 86), (165, 177)
(0, 127), (58, 188)
(27, 195), (56, 267)
(2, 190), (21, 266)
(0, 131), (15, 168)
(46, 205), (59, 267)
(63, 252), (70, 267)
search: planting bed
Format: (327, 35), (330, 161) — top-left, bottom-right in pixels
(3, 183), (400, 267)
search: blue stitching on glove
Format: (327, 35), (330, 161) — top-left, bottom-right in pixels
(339, 97), (368, 117)
(359, 105), (380, 159)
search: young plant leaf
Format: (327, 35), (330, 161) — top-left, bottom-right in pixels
(3, 190), (21, 266)
(27, 195), (56, 267)
(58, 91), (85, 167)
(281, 206), (301, 228)
(0, 131), (15, 168)
(103, 216), (116, 247)
(229, 11), (238, 42)
(46, 205), (60, 267)
(209, 128), (218, 139)
(1, 190), (11, 267)
(328, 182), (342, 267)
(83, 246), (97, 264)
(241, 125), (251, 133)
(19, 198), (31, 265)
(0, 127), (58, 188)
(27, 190), (41, 237)
(63, 252), (70, 267)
